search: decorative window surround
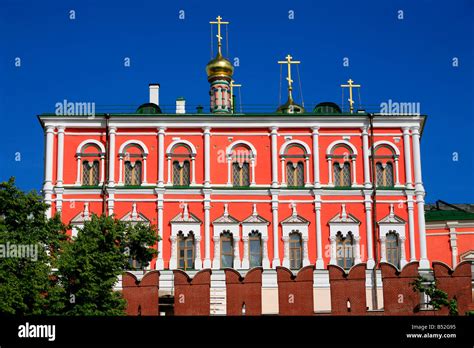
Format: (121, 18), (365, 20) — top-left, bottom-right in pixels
(377, 204), (407, 268)
(370, 140), (401, 187)
(75, 140), (106, 186)
(281, 203), (310, 268)
(279, 139), (311, 188)
(226, 140), (257, 186)
(241, 204), (270, 269)
(117, 140), (149, 186)
(328, 204), (361, 266)
(169, 204), (202, 270)
(166, 139), (197, 185)
(212, 204), (241, 269)
(69, 202), (91, 238)
(326, 140), (358, 186)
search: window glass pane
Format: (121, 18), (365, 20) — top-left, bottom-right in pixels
(183, 161), (190, 186)
(296, 162), (304, 186)
(232, 163), (240, 186)
(242, 162), (250, 186)
(82, 161), (90, 184)
(125, 162), (132, 185)
(386, 162), (394, 187)
(173, 161), (181, 185)
(222, 254), (233, 268)
(333, 163), (341, 186)
(133, 161), (142, 185)
(342, 162), (351, 186)
(287, 162), (295, 187)
(222, 240), (232, 253)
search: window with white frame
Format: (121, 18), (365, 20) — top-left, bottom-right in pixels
(378, 204), (407, 268)
(76, 143), (105, 186)
(118, 141), (149, 186)
(212, 204), (241, 269)
(280, 142), (311, 187)
(372, 142), (400, 187)
(226, 141), (256, 187)
(326, 141), (357, 187)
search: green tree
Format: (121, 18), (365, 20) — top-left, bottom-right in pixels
(0, 178), (68, 315)
(411, 276), (458, 315)
(56, 214), (159, 315)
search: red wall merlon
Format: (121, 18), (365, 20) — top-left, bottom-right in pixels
(277, 266), (314, 316)
(173, 269), (211, 316)
(225, 268), (263, 315)
(328, 263), (367, 315)
(122, 271), (160, 316)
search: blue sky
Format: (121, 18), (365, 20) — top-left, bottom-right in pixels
(1, 0), (473, 202)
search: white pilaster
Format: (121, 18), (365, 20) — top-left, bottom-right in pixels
(142, 155), (148, 184)
(305, 157), (311, 186)
(108, 127), (117, 187)
(448, 224), (458, 268)
(195, 235), (203, 269)
(402, 127), (413, 189)
(155, 193), (164, 270)
(361, 127), (371, 188)
(351, 157), (357, 185)
(203, 194), (212, 268)
(44, 125), (55, 191)
(329, 236), (337, 265)
(407, 195), (416, 262)
(75, 156), (81, 185)
(270, 127), (278, 188)
(364, 194), (375, 269)
(56, 126), (65, 187)
(327, 158), (333, 185)
(282, 236), (290, 268)
(312, 127), (321, 188)
(233, 235), (241, 269)
(118, 154), (123, 184)
(400, 236), (407, 267)
(158, 127), (165, 187)
(271, 194), (280, 267)
(191, 156), (196, 185)
(354, 235), (362, 264)
(100, 154), (105, 184)
(314, 196), (324, 269)
(204, 127), (211, 187)
(302, 235), (310, 267)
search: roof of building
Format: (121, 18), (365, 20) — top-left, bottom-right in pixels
(425, 200), (474, 222)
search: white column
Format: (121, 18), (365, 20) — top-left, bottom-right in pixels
(142, 155), (148, 184)
(402, 127), (413, 189)
(351, 157), (357, 185)
(302, 236), (310, 266)
(411, 126), (429, 269)
(155, 195), (164, 270)
(158, 127), (165, 187)
(233, 235), (241, 269)
(311, 127), (321, 188)
(314, 197), (324, 269)
(270, 127), (278, 188)
(194, 235), (203, 269)
(305, 157), (311, 186)
(262, 236), (270, 269)
(354, 235), (362, 264)
(407, 195), (416, 262)
(448, 225), (458, 267)
(365, 194), (375, 269)
(203, 196), (212, 268)
(227, 156), (232, 185)
(250, 158), (256, 185)
(118, 155), (123, 184)
(204, 127), (211, 187)
(400, 236), (407, 267)
(327, 158), (333, 185)
(380, 235), (387, 262)
(329, 236), (337, 265)
(108, 127), (116, 187)
(271, 196), (280, 267)
(394, 156), (400, 186)
(191, 156), (196, 185)
(362, 127), (371, 188)
(44, 125), (55, 218)
(241, 235), (249, 269)
(44, 125), (55, 190)
(169, 235), (178, 269)
(56, 126), (65, 187)
(282, 236), (290, 268)
(212, 235), (220, 269)
(167, 157), (172, 185)
(100, 154), (105, 184)
(280, 159), (286, 186)
(75, 156), (81, 185)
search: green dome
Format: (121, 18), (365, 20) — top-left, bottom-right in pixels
(136, 103), (162, 114)
(313, 102), (341, 114)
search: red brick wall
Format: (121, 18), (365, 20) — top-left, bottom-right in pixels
(225, 268), (263, 315)
(173, 269), (211, 316)
(328, 263), (366, 315)
(433, 261), (473, 315)
(122, 271), (160, 316)
(380, 262), (420, 315)
(277, 266), (314, 316)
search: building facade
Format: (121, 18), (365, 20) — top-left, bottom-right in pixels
(37, 17), (473, 314)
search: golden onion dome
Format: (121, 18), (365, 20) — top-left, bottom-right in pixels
(206, 52), (234, 79)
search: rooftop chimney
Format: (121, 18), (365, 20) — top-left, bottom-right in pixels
(176, 97), (186, 114)
(149, 83), (160, 105)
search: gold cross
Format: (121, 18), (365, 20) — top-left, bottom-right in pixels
(278, 54), (300, 100)
(210, 16), (229, 55)
(230, 80), (242, 112)
(340, 78), (361, 113)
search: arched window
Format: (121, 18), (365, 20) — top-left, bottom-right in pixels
(376, 162), (394, 187)
(386, 232), (400, 268)
(336, 232), (354, 269)
(77, 143), (104, 186)
(233, 162), (250, 187)
(289, 232), (302, 270)
(119, 143), (147, 186)
(286, 161), (304, 187)
(249, 231), (262, 268)
(178, 232), (195, 270)
(220, 231), (234, 268)
(334, 162), (351, 187)
(173, 160), (190, 186)
(280, 142), (310, 187)
(82, 160), (99, 186)
(125, 160), (142, 185)
(167, 142), (195, 186)
(227, 142), (256, 187)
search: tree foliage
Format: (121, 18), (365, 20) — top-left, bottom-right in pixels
(411, 276), (458, 315)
